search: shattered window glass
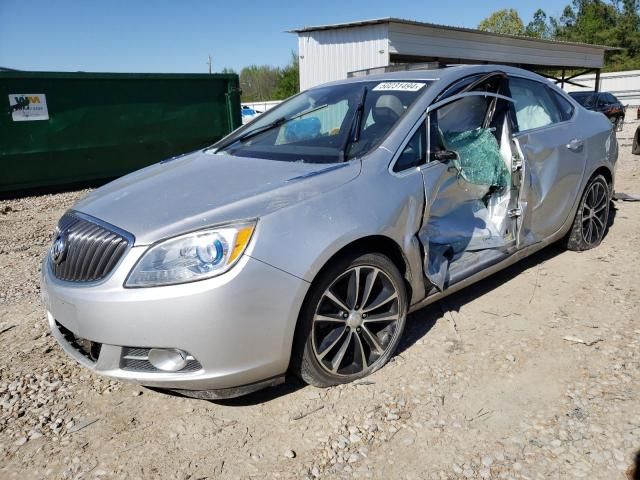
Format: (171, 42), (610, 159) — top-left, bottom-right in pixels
(430, 96), (510, 188)
(443, 129), (510, 188)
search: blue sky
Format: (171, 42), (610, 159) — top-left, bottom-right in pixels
(1, 0), (567, 73)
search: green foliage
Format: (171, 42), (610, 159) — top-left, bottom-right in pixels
(478, 9), (525, 35)
(554, 0), (640, 71)
(237, 52), (300, 102)
(239, 65), (280, 102)
(482, 1), (640, 71)
(525, 9), (553, 39)
(273, 52), (300, 100)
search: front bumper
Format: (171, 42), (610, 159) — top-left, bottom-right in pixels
(41, 247), (309, 392)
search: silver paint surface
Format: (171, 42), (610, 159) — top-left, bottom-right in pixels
(41, 65), (617, 394)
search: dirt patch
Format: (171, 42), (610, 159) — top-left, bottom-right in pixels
(1, 123), (639, 479)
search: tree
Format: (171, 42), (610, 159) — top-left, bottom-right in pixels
(273, 52), (299, 100)
(220, 67), (236, 74)
(525, 9), (554, 38)
(239, 65), (280, 101)
(484, 2), (640, 71)
(553, 0), (640, 70)
(478, 9), (525, 35)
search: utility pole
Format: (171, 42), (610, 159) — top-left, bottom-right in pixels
(206, 55), (212, 74)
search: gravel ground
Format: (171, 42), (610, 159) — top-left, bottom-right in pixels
(1, 121), (639, 479)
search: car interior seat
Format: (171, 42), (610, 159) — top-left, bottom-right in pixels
(360, 95), (405, 144)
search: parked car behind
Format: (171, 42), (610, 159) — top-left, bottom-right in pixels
(569, 91), (625, 130)
(41, 66), (617, 399)
(241, 105), (262, 125)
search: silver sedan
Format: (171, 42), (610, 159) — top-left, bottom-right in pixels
(41, 65), (617, 399)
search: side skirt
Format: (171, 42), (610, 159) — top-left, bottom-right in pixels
(408, 227), (566, 314)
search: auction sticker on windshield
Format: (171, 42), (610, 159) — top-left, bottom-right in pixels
(372, 82), (425, 92)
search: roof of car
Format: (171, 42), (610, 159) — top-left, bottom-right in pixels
(311, 64), (549, 90)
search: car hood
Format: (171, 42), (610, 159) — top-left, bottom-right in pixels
(74, 150), (360, 245)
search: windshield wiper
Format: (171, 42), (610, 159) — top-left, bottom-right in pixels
(214, 103), (330, 152)
(289, 103), (328, 121)
(338, 86), (368, 162)
(213, 116), (287, 152)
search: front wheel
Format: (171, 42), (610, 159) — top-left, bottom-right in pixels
(292, 253), (407, 388)
(564, 174), (610, 251)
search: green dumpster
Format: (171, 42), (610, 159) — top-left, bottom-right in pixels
(0, 71), (241, 193)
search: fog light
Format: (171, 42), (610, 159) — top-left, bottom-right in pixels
(147, 348), (188, 372)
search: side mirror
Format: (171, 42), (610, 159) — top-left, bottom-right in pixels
(431, 149), (458, 162)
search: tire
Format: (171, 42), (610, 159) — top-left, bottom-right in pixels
(292, 252), (407, 388)
(633, 129), (640, 155)
(564, 174), (610, 251)
(610, 116), (618, 129)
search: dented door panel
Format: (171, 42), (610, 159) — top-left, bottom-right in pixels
(514, 122), (587, 244)
(417, 88), (519, 291)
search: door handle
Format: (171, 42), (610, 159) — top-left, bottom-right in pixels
(566, 138), (584, 151)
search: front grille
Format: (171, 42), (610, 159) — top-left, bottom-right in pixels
(120, 347), (203, 373)
(55, 321), (102, 363)
(50, 211), (132, 282)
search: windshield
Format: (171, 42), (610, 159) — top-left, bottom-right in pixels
(214, 80), (431, 163)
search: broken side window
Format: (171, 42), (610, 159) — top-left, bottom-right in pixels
(430, 95), (510, 188)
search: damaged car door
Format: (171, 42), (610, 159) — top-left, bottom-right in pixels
(418, 74), (521, 291)
(508, 76), (585, 244)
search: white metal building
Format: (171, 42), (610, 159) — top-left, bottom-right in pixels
(290, 18), (614, 91)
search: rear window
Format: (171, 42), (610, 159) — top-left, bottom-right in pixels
(550, 90), (575, 121)
(570, 92), (596, 108)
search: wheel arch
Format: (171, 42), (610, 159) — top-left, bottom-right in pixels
(288, 234), (414, 371)
(590, 165), (613, 194)
(306, 234), (413, 301)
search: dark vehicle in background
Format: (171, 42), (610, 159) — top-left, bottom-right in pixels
(569, 91), (625, 130)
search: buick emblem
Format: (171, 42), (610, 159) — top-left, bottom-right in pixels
(50, 233), (68, 265)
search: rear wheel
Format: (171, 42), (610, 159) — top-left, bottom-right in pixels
(564, 174), (610, 251)
(633, 128), (640, 155)
(293, 253), (407, 387)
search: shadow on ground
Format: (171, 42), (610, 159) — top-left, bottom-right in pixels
(397, 242), (566, 357)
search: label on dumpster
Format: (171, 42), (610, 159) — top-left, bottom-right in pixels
(8, 93), (49, 121)
(372, 82), (425, 92)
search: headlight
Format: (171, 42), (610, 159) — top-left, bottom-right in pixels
(125, 221), (256, 287)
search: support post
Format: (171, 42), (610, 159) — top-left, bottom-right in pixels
(561, 68), (565, 88)
(595, 70), (601, 92)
